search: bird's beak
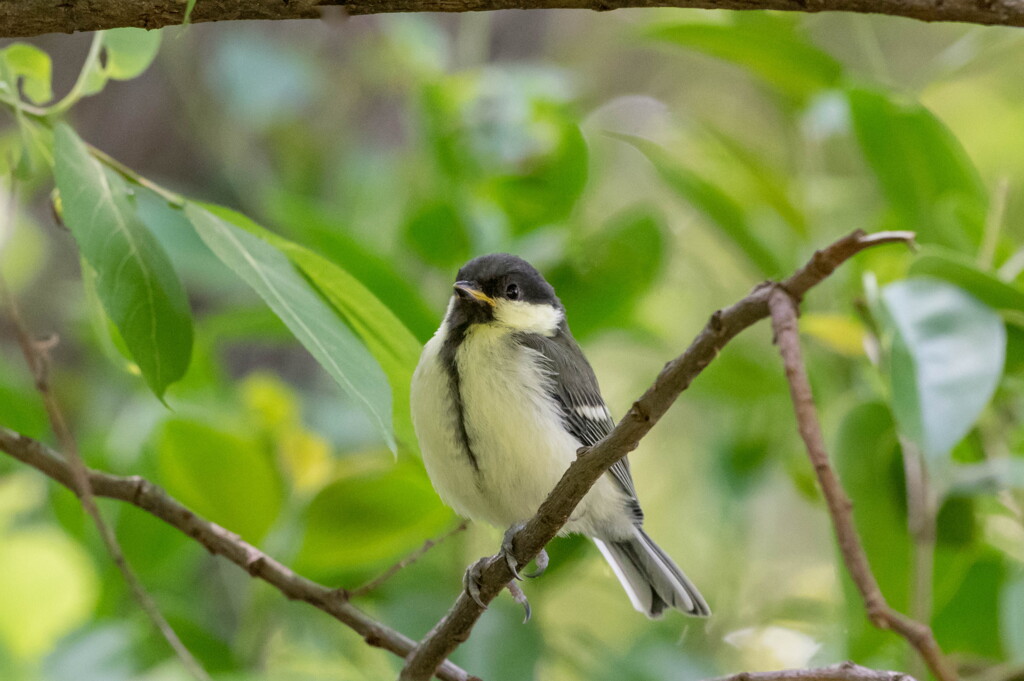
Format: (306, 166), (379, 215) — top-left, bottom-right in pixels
(453, 281), (496, 307)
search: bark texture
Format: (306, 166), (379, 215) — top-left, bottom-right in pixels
(1, 0), (1022, 39)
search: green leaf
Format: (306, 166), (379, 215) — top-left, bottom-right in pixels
(79, 256), (137, 373)
(276, 243), (423, 454)
(99, 28), (162, 81)
(847, 88), (987, 249)
(75, 29), (162, 102)
(156, 417), (284, 544)
(933, 558), (1005, 658)
(909, 248), (1024, 313)
(611, 133), (781, 276)
(645, 18), (843, 102)
(53, 123), (193, 399)
(490, 116), (589, 233)
(263, 193), (439, 341)
(548, 205), (666, 338)
(1, 44), (52, 104)
(880, 278), (1006, 463)
(402, 200), (473, 268)
(834, 401), (909, 660)
(184, 202), (395, 451)
(705, 126), (809, 237)
(295, 462), (452, 579)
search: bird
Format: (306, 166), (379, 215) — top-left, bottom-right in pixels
(410, 253), (710, 619)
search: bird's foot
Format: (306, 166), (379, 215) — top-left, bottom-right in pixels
(461, 557), (534, 621)
(500, 523), (549, 580)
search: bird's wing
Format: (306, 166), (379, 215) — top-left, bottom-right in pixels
(515, 330), (643, 523)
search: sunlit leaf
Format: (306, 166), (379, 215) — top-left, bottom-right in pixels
(611, 133), (781, 276)
(185, 202), (396, 451)
(156, 417), (284, 544)
(53, 123), (193, 399)
(0, 529), (99, 658)
(800, 313), (866, 357)
(847, 88), (987, 249)
(645, 19), (843, 102)
(880, 278), (1006, 463)
(241, 373), (333, 493)
(1, 44), (52, 104)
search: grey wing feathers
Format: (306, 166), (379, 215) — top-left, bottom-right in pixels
(515, 330), (643, 523)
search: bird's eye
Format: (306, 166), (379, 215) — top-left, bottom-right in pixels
(505, 283), (520, 300)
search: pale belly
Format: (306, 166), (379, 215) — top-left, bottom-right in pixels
(411, 326), (632, 539)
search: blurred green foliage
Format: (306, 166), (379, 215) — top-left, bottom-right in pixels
(0, 10), (1023, 681)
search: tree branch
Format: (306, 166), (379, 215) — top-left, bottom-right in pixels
(768, 287), (956, 681)
(398, 229), (917, 681)
(0, 428), (475, 681)
(0, 0), (1022, 39)
(710, 662), (915, 681)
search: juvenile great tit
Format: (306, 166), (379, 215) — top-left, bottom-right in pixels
(410, 253), (710, 618)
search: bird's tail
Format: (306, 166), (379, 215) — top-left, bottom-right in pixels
(593, 527), (711, 619)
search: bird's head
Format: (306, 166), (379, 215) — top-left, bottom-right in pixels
(447, 253), (563, 336)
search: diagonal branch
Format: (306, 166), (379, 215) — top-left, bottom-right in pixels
(398, 229), (917, 681)
(0, 428), (474, 681)
(768, 287), (956, 681)
(0, 0), (1022, 38)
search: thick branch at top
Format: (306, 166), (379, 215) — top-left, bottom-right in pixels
(0, 0), (1022, 39)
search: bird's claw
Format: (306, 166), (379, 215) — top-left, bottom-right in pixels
(463, 525), (551, 615)
(524, 548), (549, 579)
(501, 523), (526, 580)
(499, 524), (549, 580)
(463, 557), (490, 609)
(507, 581), (532, 623)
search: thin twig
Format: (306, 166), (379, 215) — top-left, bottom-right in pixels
(398, 229), (917, 681)
(768, 286), (957, 681)
(0, 429), (474, 681)
(0, 283), (213, 680)
(347, 521), (469, 599)
(900, 437), (937, 680)
(0, 183), (211, 681)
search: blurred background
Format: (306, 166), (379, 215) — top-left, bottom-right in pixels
(0, 8), (1023, 681)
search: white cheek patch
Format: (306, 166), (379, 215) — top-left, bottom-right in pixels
(574, 404), (611, 422)
(493, 300), (562, 336)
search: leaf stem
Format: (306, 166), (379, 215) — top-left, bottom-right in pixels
(47, 32), (104, 116)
